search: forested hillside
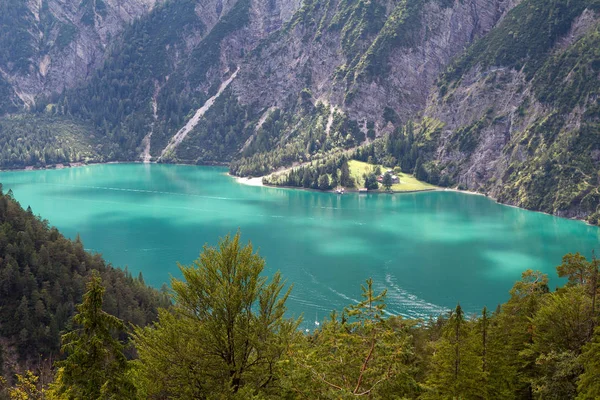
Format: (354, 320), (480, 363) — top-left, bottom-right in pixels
(0, 115), (106, 169)
(1, 230), (599, 399)
(0, 0), (598, 223)
(0, 186), (170, 378)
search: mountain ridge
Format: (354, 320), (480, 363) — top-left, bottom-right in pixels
(0, 0), (598, 223)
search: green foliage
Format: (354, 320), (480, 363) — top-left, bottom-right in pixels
(382, 172), (393, 191)
(529, 287), (591, 398)
(442, 0), (600, 84)
(286, 279), (418, 398)
(49, 0), (206, 160)
(0, 189), (170, 362)
(0, 217), (599, 398)
(533, 25), (600, 113)
(264, 155), (353, 190)
(46, 0), (253, 162)
(231, 103), (364, 177)
(578, 326), (600, 399)
(422, 304), (485, 399)
(133, 232), (298, 398)
(363, 172), (379, 190)
(354, 0), (425, 81)
(185, 0), (251, 89)
(4, 371), (50, 400)
(52, 271), (136, 399)
(0, 115), (107, 169)
(328, 0), (387, 69)
(168, 89), (257, 164)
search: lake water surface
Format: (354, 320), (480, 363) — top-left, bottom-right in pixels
(1, 164), (599, 323)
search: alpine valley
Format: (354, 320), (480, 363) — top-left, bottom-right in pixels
(1, 0), (599, 223)
(2, 1), (600, 398)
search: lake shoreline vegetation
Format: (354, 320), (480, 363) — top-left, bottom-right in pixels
(0, 190), (598, 399)
(0, 110), (597, 224)
(2, 157), (591, 228)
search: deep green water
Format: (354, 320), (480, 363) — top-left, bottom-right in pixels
(1, 164), (599, 324)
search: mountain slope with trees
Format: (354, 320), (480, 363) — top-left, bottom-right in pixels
(0, 186), (170, 377)
(0, 0), (598, 223)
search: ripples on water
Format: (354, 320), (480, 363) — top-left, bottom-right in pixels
(1, 164), (599, 322)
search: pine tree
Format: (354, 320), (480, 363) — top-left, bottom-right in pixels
(382, 172), (393, 191)
(423, 304), (485, 399)
(51, 271), (135, 399)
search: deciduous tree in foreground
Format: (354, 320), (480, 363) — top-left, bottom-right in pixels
(133, 232), (298, 398)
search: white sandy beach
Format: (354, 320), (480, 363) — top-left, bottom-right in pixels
(235, 176), (264, 187)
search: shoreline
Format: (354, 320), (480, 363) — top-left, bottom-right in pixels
(1, 161), (595, 226)
(230, 173), (597, 227)
(233, 172), (459, 195)
(0, 159), (230, 173)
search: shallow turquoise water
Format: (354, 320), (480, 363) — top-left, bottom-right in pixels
(1, 164), (599, 323)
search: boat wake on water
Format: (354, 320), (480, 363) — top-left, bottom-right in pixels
(383, 274), (449, 319)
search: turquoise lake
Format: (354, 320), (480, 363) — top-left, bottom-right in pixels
(1, 163), (599, 324)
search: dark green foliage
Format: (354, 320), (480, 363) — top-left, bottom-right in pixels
(578, 325), (600, 399)
(285, 279), (419, 398)
(263, 156), (354, 190)
(328, 0), (387, 68)
(53, 271), (136, 399)
(51, 0), (206, 159)
(0, 214), (599, 398)
(355, 0), (425, 80)
(533, 25), (600, 113)
(382, 172), (393, 190)
(231, 103), (365, 177)
(168, 89), (257, 164)
(0, 115), (107, 169)
(422, 304), (485, 399)
(47, 0), (253, 161)
(186, 0), (251, 89)
(0, 189), (170, 361)
(363, 172), (379, 189)
(133, 232), (298, 398)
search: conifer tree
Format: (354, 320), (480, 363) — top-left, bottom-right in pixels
(491, 270), (549, 398)
(51, 271), (135, 399)
(423, 304), (485, 399)
(287, 279), (418, 398)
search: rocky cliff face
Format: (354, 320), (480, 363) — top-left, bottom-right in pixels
(0, 0), (597, 223)
(233, 0), (516, 127)
(418, 2), (600, 222)
(0, 0), (160, 108)
(223, 0), (519, 173)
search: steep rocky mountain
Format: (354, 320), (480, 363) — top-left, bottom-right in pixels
(33, 0), (302, 161)
(418, 0), (600, 222)
(227, 0), (519, 175)
(0, 0), (598, 223)
(0, 0), (161, 113)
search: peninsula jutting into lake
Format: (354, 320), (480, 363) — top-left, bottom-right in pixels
(2, 163), (598, 319)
